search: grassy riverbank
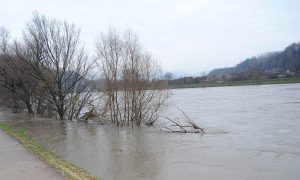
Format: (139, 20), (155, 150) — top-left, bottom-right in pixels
(170, 77), (300, 89)
(0, 122), (98, 180)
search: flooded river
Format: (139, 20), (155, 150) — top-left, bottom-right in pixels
(1, 83), (300, 180)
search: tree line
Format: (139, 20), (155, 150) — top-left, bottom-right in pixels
(209, 42), (300, 78)
(0, 13), (168, 127)
(164, 42), (300, 86)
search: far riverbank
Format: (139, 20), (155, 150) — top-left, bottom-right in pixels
(170, 77), (300, 89)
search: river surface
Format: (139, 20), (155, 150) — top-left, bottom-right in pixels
(1, 83), (300, 180)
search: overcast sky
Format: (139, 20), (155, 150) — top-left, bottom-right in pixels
(1, 0), (300, 76)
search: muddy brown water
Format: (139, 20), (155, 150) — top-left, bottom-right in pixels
(1, 83), (300, 180)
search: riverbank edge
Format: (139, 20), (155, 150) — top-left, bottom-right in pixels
(170, 77), (300, 89)
(0, 122), (98, 180)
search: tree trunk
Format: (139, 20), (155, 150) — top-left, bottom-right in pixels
(25, 101), (34, 114)
(58, 109), (64, 120)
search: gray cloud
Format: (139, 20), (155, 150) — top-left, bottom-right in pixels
(1, 0), (300, 75)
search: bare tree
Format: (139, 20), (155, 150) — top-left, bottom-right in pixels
(15, 13), (94, 120)
(96, 28), (169, 127)
(0, 27), (37, 114)
(164, 72), (175, 82)
(0, 27), (10, 53)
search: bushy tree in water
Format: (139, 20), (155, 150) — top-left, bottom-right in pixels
(96, 28), (169, 127)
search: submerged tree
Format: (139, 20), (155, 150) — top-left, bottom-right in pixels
(96, 28), (169, 127)
(1, 14), (169, 124)
(0, 27), (38, 114)
(14, 13), (94, 120)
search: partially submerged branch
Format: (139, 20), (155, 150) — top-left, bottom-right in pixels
(161, 116), (187, 133)
(161, 107), (205, 134)
(175, 107), (205, 133)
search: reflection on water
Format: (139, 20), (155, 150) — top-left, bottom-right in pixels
(1, 83), (300, 180)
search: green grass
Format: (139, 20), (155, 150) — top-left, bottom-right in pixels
(170, 77), (300, 89)
(0, 122), (98, 180)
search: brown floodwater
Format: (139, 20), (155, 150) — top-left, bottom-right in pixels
(1, 83), (300, 180)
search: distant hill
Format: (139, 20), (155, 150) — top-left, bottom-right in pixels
(209, 42), (300, 77)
